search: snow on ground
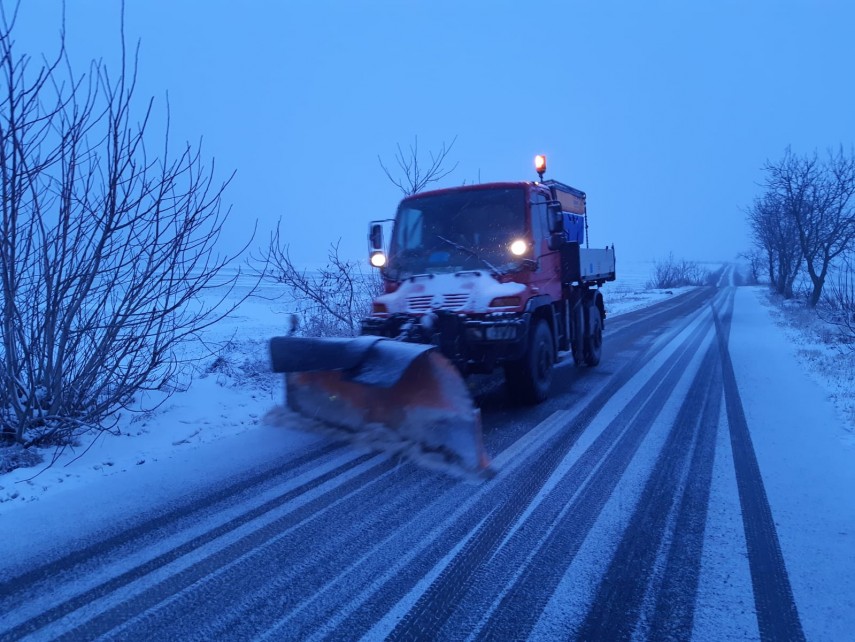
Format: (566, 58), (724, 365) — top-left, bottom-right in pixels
(762, 293), (855, 434)
(728, 286), (855, 640)
(0, 260), (672, 513)
(0, 286), (302, 514)
(0, 260), (851, 531)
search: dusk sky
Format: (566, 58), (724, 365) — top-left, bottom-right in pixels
(12, 1), (855, 267)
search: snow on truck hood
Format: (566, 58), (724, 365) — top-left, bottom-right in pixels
(374, 272), (527, 315)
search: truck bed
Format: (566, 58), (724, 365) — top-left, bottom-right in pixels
(560, 243), (616, 285)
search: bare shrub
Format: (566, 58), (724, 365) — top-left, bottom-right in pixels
(646, 253), (708, 289)
(253, 224), (382, 337)
(0, 6), (250, 446)
(252, 137), (457, 338)
(818, 260), (855, 350)
(0, 443), (43, 473)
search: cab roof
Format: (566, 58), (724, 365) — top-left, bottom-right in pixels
(400, 180), (586, 203)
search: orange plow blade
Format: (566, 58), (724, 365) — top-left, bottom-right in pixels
(269, 336), (489, 473)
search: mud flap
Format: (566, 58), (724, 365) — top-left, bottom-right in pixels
(270, 336), (489, 472)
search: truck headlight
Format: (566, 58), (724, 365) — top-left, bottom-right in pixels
(510, 239), (528, 256)
(489, 296), (521, 308)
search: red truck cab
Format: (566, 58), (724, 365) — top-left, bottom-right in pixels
(363, 162), (616, 404)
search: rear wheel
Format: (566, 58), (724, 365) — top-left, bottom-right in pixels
(584, 303), (602, 366)
(504, 319), (554, 404)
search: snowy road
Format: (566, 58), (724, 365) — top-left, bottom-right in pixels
(1, 282), (851, 640)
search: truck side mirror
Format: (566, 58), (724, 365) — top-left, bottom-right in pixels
(369, 223), (384, 252)
(547, 201), (564, 235)
(368, 223), (387, 268)
(548, 232), (565, 251)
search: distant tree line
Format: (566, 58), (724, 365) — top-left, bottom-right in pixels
(746, 147), (855, 307)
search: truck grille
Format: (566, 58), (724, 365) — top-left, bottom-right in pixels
(441, 293), (469, 310)
(406, 295), (434, 312)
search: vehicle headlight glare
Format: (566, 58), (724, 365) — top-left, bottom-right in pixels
(510, 240), (528, 256)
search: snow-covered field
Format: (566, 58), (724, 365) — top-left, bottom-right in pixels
(0, 260), (663, 508)
(0, 259), (851, 517)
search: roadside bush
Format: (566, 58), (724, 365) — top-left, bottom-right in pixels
(0, 8), (250, 447)
(252, 229), (382, 337)
(0, 443), (43, 474)
(818, 260), (855, 350)
(646, 254), (708, 289)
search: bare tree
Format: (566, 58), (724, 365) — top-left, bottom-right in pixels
(378, 136), (458, 195)
(737, 249), (763, 284)
(0, 4), (250, 446)
(746, 191), (802, 298)
(253, 223), (382, 337)
(762, 147), (855, 306)
(252, 135), (459, 336)
(801, 149), (855, 306)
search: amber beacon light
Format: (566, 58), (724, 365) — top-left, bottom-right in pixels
(535, 154), (547, 180)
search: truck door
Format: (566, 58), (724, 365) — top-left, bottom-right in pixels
(530, 192), (549, 262)
(529, 190), (562, 299)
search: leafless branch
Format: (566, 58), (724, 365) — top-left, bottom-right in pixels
(759, 146), (855, 306)
(0, 2), (257, 448)
(378, 135), (458, 196)
(250, 222), (382, 337)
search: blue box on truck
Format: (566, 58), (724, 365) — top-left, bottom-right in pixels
(564, 213), (584, 243)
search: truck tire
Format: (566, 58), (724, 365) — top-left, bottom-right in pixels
(504, 319), (554, 404)
(584, 304), (602, 366)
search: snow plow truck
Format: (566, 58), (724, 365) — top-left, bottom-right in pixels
(270, 155), (616, 473)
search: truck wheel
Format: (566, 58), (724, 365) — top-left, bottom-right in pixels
(584, 304), (602, 367)
(504, 319), (554, 404)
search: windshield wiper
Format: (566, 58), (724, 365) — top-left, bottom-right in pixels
(436, 235), (504, 275)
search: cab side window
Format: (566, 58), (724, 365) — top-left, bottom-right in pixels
(530, 192), (549, 258)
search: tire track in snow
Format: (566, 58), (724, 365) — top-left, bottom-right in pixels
(2, 449), (378, 642)
(647, 324), (722, 639)
(481, 286), (716, 463)
(382, 303), (715, 640)
(0, 440), (343, 595)
(110, 466), (447, 641)
(435, 308), (718, 638)
(713, 293), (805, 641)
(0, 286), (724, 637)
(313, 294), (716, 641)
(49, 455), (398, 642)
(296, 412), (588, 641)
(470, 311), (714, 641)
(576, 322), (721, 640)
(606, 286), (713, 342)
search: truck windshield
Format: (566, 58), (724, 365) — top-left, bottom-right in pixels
(388, 187), (526, 278)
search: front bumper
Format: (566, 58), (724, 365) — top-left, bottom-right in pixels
(361, 312), (529, 373)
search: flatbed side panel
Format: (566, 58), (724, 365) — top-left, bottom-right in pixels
(559, 244), (617, 284)
(579, 247), (616, 282)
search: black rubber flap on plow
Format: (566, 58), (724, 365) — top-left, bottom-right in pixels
(270, 335), (435, 388)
